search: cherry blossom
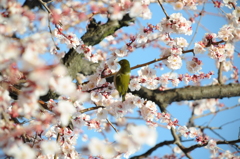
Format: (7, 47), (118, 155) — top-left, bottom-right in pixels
(159, 13), (192, 35)
(138, 65), (156, 78)
(130, 2), (152, 19)
(129, 78), (141, 91)
(96, 108), (108, 120)
(40, 141), (60, 155)
(0, 0), (239, 158)
(57, 100), (76, 126)
(194, 42), (206, 54)
(173, 2), (184, 10)
(206, 139), (218, 152)
(166, 55), (182, 70)
(186, 57), (203, 73)
(128, 124), (157, 146)
(7, 142), (36, 159)
(177, 125), (189, 138)
(221, 61), (233, 72)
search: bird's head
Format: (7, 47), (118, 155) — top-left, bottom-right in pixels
(118, 59), (130, 67)
(118, 59), (130, 73)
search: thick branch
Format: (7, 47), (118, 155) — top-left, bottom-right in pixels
(41, 14), (135, 100)
(81, 14), (135, 46)
(62, 14), (135, 79)
(131, 138), (240, 159)
(132, 83), (240, 112)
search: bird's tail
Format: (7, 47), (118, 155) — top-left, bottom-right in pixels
(122, 94), (126, 102)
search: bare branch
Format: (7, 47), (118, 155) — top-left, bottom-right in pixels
(157, 0), (169, 19)
(171, 128), (193, 159)
(186, 3), (205, 50)
(219, 118), (240, 128)
(195, 125), (221, 130)
(193, 104), (240, 120)
(183, 139), (240, 153)
(132, 83), (240, 112)
(37, 0), (51, 13)
(130, 140), (175, 159)
(218, 62), (224, 85)
(80, 106), (105, 114)
(106, 119), (118, 133)
(217, 139), (240, 145)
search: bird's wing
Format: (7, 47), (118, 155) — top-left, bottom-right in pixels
(115, 73), (130, 97)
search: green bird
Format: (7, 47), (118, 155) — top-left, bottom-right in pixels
(114, 59), (131, 102)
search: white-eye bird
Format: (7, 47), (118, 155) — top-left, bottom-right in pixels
(114, 59), (131, 102)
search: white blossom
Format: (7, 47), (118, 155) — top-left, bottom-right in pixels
(40, 141), (60, 155)
(96, 108), (108, 120)
(129, 78), (141, 91)
(57, 100), (76, 126)
(7, 143), (36, 159)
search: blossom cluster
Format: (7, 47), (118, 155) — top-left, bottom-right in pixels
(0, 0), (239, 159)
(109, 0), (152, 20)
(88, 124), (157, 158)
(164, 0), (205, 10)
(158, 13), (193, 35)
(128, 65), (213, 91)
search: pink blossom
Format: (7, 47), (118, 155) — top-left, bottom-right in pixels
(186, 57), (202, 73)
(166, 55), (182, 70)
(128, 124), (157, 146)
(129, 78), (141, 91)
(159, 13), (192, 35)
(96, 108), (108, 120)
(194, 42), (206, 54)
(206, 139), (217, 151)
(177, 126), (189, 138)
(57, 100), (76, 126)
(138, 65), (156, 78)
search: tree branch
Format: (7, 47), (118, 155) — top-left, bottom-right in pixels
(130, 140), (175, 159)
(183, 139), (240, 153)
(192, 104), (240, 120)
(62, 14), (135, 79)
(157, 0), (169, 19)
(218, 62), (224, 85)
(132, 83), (240, 112)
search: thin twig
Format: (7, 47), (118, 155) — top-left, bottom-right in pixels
(80, 106), (105, 114)
(157, 0), (169, 19)
(106, 118), (118, 133)
(54, 133), (60, 159)
(219, 118), (240, 128)
(38, 0), (51, 13)
(170, 128), (193, 159)
(97, 40), (224, 81)
(195, 125), (221, 130)
(186, 3), (205, 49)
(207, 113), (216, 126)
(208, 129), (240, 151)
(218, 62), (224, 85)
(193, 104), (240, 120)
(48, 11), (59, 49)
(32, 133), (38, 147)
(130, 140), (175, 159)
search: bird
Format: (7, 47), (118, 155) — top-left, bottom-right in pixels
(114, 59), (131, 102)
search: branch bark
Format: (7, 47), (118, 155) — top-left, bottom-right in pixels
(62, 14), (135, 79)
(131, 83), (240, 112)
(130, 140), (175, 159)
